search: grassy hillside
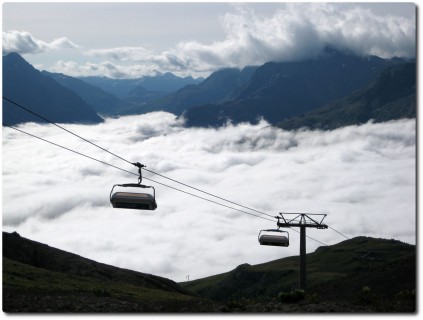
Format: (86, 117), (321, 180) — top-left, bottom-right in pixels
(180, 236), (416, 312)
(3, 232), (415, 313)
(2, 231), (217, 312)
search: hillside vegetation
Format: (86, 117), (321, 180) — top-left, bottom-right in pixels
(2, 232), (415, 313)
(2, 232), (216, 312)
(181, 236), (415, 312)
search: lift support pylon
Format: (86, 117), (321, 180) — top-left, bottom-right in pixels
(277, 213), (328, 290)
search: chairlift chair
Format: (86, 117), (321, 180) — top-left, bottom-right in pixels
(258, 229), (289, 247)
(110, 162), (157, 210)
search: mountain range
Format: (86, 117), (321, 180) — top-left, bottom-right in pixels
(3, 231), (415, 312)
(276, 62), (416, 130)
(2, 50), (416, 129)
(182, 48), (409, 127)
(3, 53), (103, 126)
(79, 72), (203, 98)
(41, 71), (123, 116)
(77, 73), (204, 116)
(137, 66), (258, 115)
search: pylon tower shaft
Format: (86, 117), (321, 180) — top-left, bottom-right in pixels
(277, 213), (328, 290)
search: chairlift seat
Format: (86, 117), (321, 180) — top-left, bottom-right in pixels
(111, 191), (157, 210)
(259, 234), (289, 247)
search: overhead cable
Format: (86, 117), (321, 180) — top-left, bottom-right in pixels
(2, 96), (133, 166)
(144, 167), (276, 219)
(287, 227), (329, 246)
(3, 96), (276, 220)
(4, 123), (276, 223)
(5, 97), (343, 246)
(4, 96), (337, 245)
(5, 123), (330, 245)
(328, 226), (351, 240)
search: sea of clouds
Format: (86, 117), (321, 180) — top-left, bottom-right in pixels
(2, 113), (416, 281)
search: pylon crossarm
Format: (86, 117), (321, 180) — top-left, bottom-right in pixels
(318, 214), (328, 224)
(277, 222), (328, 229)
(304, 214), (323, 226)
(279, 213), (302, 224)
(277, 213), (328, 229)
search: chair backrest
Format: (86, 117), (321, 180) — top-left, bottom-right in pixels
(111, 191), (157, 210)
(259, 234), (289, 247)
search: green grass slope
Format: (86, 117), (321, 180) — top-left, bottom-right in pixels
(181, 237), (415, 311)
(3, 232), (415, 313)
(2, 231), (217, 312)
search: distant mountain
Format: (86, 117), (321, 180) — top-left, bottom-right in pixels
(140, 66), (258, 115)
(182, 48), (402, 127)
(125, 85), (168, 106)
(4, 50), (412, 128)
(106, 86), (170, 116)
(78, 77), (143, 99)
(276, 62), (416, 131)
(42, 71), (171, 116)
(3, 53), (103, 125)
(79, 72), (203, 99)
(41, 71), (123, 116)
(136, 72), (204, 93)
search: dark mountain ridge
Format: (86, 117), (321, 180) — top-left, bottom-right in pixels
(138, 66), (258, 115)
(3, 50), (414, 130)
(136, 72), (203, 93)
(42, 71), (168, 116)
(182, 48), (406, 127)
(41, 71), (123, 116)
(2, 53), (103, 126)
(79, 72), (203, 99)
(276, 62), (416, 130)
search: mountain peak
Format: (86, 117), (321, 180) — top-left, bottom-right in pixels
(4, 51), (25, 61)
(3, 54), (103, 125)
(3, 52), (37, 73)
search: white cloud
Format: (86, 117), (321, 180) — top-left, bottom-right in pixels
(22, 2), (415, 79)
(53, 3), (415, 78)
(2, 30), (80, 55)
(303, 4), (416, 59)
(49, 59), (159, 79)
(2, 115), (416, 282)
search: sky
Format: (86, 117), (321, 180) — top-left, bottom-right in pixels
(2, 1), (417, 78)
(1, 1), (418, 284)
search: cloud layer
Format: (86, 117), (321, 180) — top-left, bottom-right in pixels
(2, 30), (79, 55)
(79, 3), (416, 77)
(3, 3), (415, 78)
(2, 115), (416, 281)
